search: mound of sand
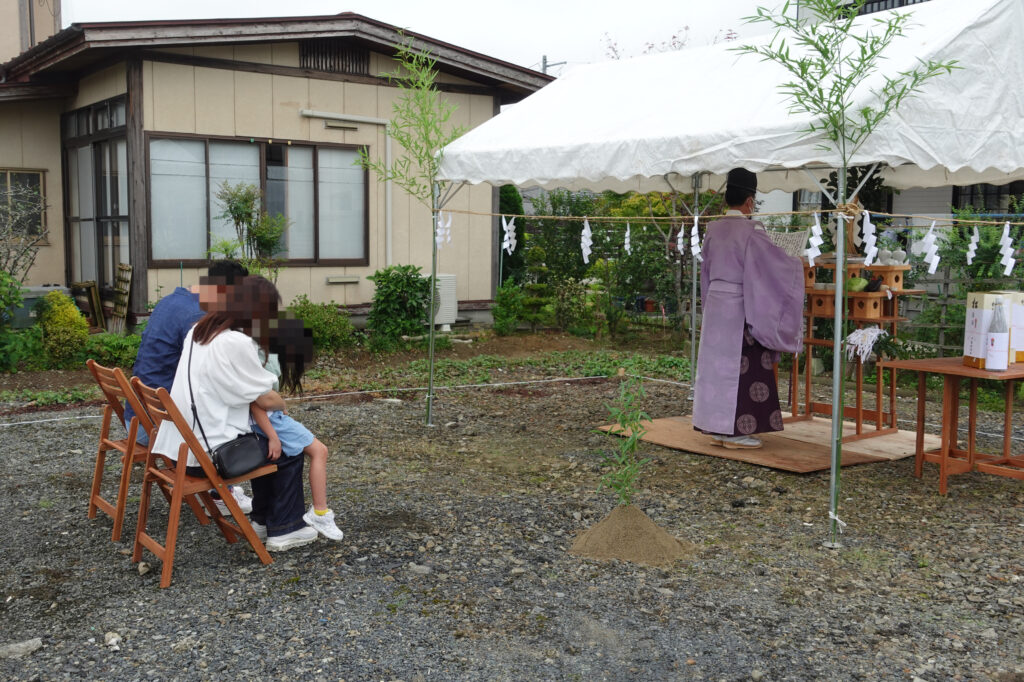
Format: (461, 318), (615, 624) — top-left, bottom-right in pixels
(569, 504), (695, 567)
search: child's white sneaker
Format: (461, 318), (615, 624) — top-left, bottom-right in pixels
(302, 506), (344, 541)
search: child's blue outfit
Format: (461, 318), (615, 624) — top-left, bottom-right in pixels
(252, 352), (315, 456)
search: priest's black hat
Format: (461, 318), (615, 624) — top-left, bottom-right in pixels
(726, 168), (757, 194)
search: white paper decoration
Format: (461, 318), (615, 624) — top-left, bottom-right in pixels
(501, 215), (517, 255)
(581, 219), (593, 264)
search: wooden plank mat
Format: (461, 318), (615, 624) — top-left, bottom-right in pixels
(779, 413), (940, 461)
(600, 416), (908, 473)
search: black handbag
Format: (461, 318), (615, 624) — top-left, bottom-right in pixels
(209, 432), (269, 479)
(187, 337), (269, 479)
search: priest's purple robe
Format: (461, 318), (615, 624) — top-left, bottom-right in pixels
(692, 216), (805, 436)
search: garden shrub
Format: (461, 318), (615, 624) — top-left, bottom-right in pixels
(0, 270), (23, 329)
(80, 332), (141, 369)
(492, 278), (524, 336)
(552, 277), (591, 333)
(522, 246), (553, 331)
(0, 326), (45, 372)
(366, 265), (431, 345)
(38, 290), (89, 368)
(289, 295), (358, 354)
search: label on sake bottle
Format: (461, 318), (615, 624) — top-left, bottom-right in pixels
(987, 297), (1010, 371)
(987, 332), (1010, 371)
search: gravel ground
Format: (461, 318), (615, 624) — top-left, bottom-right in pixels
(1, 366), (1023, 681)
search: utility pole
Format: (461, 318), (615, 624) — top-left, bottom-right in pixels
(541, 55), (566, 75)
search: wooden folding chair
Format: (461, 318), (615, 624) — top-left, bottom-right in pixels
(130, 376), (278, 588)
(86, 359), (209, 542)
(85, 359), (154, 541)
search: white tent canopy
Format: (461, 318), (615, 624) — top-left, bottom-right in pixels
(438, 0), (1024, 194)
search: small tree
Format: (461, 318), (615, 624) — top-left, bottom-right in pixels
(521, 246), (552, 332)
(598, 376), (651, 506)
(491, 277), (525, 336)
(739, 0), (957, 546)
(357, 36), (465, 425)
(0, 181), (48, 284)
(212, 181), (287, 281)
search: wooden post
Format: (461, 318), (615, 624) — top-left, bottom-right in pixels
(126, 58), (148, 324)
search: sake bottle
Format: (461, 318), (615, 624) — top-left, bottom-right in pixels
(986, 296), (1010, 371)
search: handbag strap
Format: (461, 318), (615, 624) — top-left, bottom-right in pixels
(186, 336), (215, 455)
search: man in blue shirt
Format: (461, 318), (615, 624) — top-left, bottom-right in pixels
(125, 260), (251, 513)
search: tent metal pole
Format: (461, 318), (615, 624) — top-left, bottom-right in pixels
(825, 166), (849, 549)
(426, 182), (441, 427)
(850, 163), (880, 200)
(689, 172), (702, 399)
(437, 181), (465, 209)
(804, 169), (837, 205)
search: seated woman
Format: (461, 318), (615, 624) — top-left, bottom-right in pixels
(151, 276), (317, 552)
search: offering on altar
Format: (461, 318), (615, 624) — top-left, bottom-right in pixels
(991, 290), (1024, 363)
(964, 291), (1014, 369)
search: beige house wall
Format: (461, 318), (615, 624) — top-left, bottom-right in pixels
(0, 0), (60, 64)
(0, 2), (20, 64)
(143, 48), (498, 308)
(70, 64), (127, 109)
(0, 99), (66, 286)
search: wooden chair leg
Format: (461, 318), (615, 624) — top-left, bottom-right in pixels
(185, 494), (212, 526)
(211, 486), (273, 565)
(159, 484), (187, 589)
(88, 444), (108, 520)
(111, 430), (140, 542)
(88, 407), (114, 520)
(132, 470), (155, 564)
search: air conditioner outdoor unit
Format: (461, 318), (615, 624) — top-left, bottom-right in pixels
(433, 273), (458, 331)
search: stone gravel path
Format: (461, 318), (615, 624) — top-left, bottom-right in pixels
(1, 370), (1023, 681)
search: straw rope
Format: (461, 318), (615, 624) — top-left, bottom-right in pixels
(437, 206), (1024, 228)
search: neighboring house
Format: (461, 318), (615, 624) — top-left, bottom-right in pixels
(0, 3), (551, 319)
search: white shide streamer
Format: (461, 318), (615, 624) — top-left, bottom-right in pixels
(581, 219), (593, 264)
(966, 225), (980, 265)
(861, 211), (878, 266)
(806, 212), (823, 266)
(689, 215), (702, 262)
(920, 221), (941, 275)
(501, 215), (517, 255)
(999, 221), (1017, 275)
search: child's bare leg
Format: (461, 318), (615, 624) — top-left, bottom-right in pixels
(305, 438), (329, 511)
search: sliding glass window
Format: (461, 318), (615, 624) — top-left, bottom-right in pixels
(148, 135), (368, 266)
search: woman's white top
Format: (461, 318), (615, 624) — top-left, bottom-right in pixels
(152, 328), (276, 467)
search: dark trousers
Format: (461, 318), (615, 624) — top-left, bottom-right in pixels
(249, 453), (307, 537)
(188, 454), (306, 537)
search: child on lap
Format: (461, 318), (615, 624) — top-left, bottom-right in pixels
(250, 317), (343, 541)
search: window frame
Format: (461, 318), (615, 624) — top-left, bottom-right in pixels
(953, 182), (1024, 213)
(145, 132), (369, 268)
(61, 94), (129, 289)
(0, 168), (48, 239)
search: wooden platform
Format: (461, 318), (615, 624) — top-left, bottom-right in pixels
(600, 414), (941, 474)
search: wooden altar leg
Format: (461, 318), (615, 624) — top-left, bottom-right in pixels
(968, 379), (977, 467)
(790, 351), (799, 414)
(914, 371), (926, 478)
(875, 362), (883, 432)
(1004, 381), (1015, 461)
(855, 357), (864, 436)
(939, 376), (961, 496)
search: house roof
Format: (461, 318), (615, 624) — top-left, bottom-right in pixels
(0, 13), (551, 103)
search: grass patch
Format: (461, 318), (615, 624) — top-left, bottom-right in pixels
(367, 350), (690, 390)
(0, 386), (99, 405)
